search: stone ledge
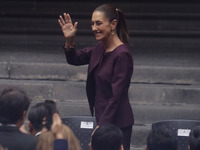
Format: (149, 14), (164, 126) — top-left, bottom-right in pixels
(1, 62), (199, 85)
(0, 62), (9, 79)
(0, 78), (200, 105)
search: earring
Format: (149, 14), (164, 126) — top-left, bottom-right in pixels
(111, 29), (115, 35)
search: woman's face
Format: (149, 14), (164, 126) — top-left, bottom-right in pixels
(91, 11), (113, 42)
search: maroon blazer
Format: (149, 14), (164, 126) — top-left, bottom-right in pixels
(65, 42), (134, 128)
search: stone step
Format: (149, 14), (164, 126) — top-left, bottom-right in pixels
(53, 101), (200, 125)
(1, 1), (200, 14)
(131, 124), (151, 148)
(1, 33), (200, 52)
(0, 61), (200, 85)
(1, 1), (200, 38)
(0, 31), (199, 85)
(1, 78), (200, 108)
(131, 146), (145, 150)
(1, 1), (200, 40)
(1, 15), (200, 32)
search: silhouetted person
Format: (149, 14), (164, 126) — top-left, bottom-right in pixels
(188, 126), (200, 150)
(145, 125), (178, 150)
(89, 124), (124, 150)
(0, 87), (37, 150)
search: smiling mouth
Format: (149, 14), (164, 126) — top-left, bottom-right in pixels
(95, 32), (102, 37)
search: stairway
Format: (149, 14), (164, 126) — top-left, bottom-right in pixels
(1, 1), (200, 149)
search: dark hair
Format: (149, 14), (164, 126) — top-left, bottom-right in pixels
(28, 102), (48, 131)
(147, 125), (178, 150)
(189, 126), (200, 150)
(0, 87), (30, 124)
(91, 124), (123, 150)
(28, 100), (58, 131)
(94, 4), (129, 43)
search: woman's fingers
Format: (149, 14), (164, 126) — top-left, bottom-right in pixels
(59, 15), (66, 25)
(58, 13), (72, 27)
(64, 13), (68, 23)
(63, 13), (72, 24)
(67, 13), (72, 23)
(74, 22), (78, 31)
(58, 13), (78, 38)
(58, 19), (63, 28)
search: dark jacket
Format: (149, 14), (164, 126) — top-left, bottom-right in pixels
(0, 125), (37, 150)
(65, 42), (134, 128)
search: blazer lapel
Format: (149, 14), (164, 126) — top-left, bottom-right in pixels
(88, 42), (105, 74)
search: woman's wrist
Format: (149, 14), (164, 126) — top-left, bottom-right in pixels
(64, 42), (75, 49)
(64, 38), (75, 50)
(66, 37), (74, 45)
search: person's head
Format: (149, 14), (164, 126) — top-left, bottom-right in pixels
(91, 4), (129, 43)
(146, 125), (178, 150)
(90, 124), (123, 150)
(28, 102), (49, 135)
(188, 126), (200, 150)
(28, 100), (58, 135)
(0, 87), (30, 127)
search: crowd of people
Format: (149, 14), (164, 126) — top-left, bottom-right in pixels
(0, 86), (200, 150)
(0, 2), (199, 150)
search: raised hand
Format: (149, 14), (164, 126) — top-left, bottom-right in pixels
(51, 113), (64, 139)
(58, 13), (78, 39)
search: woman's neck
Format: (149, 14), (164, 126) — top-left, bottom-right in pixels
(104, 35), (123, 52)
